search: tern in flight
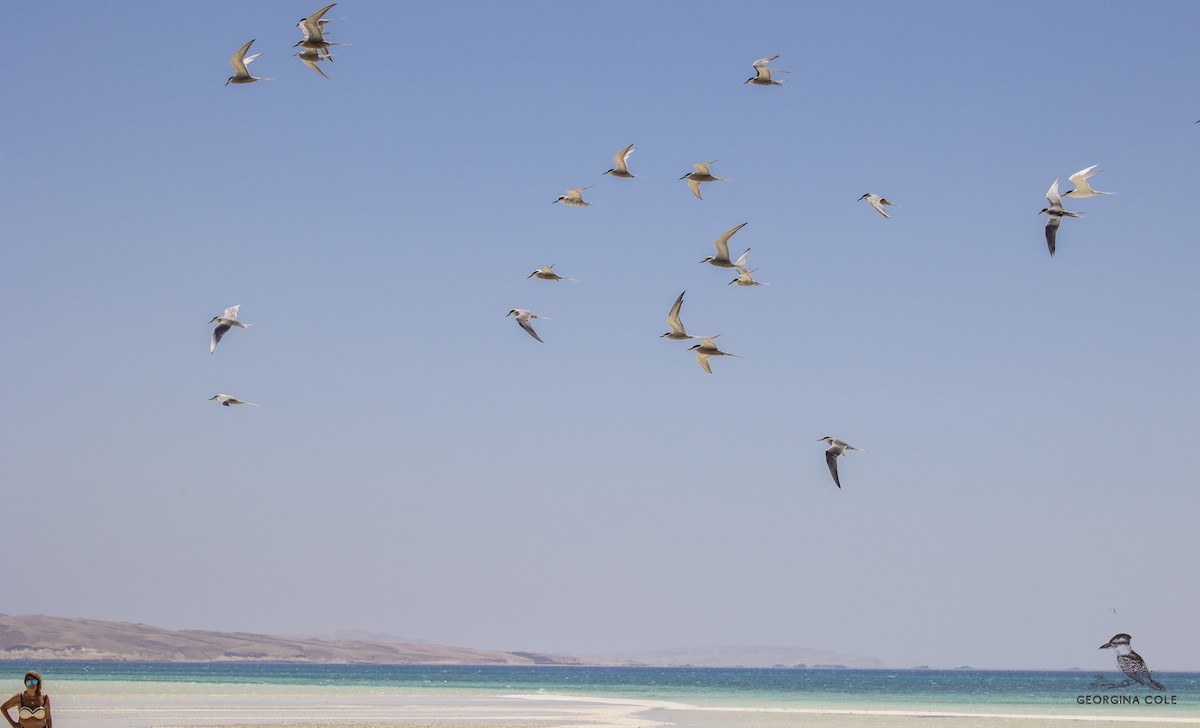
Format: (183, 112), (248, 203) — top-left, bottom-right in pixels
(688, 335), (740, 374)
(680, 161), (727, 199)
(700, 222), (750, 270)
(527, 264), (575, 281)
(858, 193), (896, 219)
(226, 39), (270, 85)
(554, 187), (592, 206)
(603, 144), (638, 178)
(209, 394), (257, 407)
(1039, 178), (1083, 257)
(820, 437), (863, 489)
(210, 305), (250, 354)
(295, 48), (332, 78)
(661, 290), (704, 341)
(1062, 165), (1114, 198)
(729, 267), (767, 286)
(296, 3), (348, 56)
(745, 55), (788, 86)
(507, 309), (548, 343)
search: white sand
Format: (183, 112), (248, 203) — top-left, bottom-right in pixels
(46, 685), (1200, 728)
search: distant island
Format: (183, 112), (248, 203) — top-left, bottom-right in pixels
(0, 614), (903, 668)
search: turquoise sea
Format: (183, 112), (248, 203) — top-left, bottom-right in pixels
(6, 661), (1200, 723)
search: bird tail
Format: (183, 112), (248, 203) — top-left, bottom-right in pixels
(1149, 677), (1165, 691)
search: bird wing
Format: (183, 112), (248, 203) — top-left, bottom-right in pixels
(753, 65), (773, 82)
(695, 351), (713, 374)
(1044, 215), (1061, 257)
(613, 144), (635, 171)
(301, 56), (330, 78)
(713, 222), (747, 259)
(1069, 164), (1101, 184)
(302, 3), (337, 36)
(733, 247), (750, 269)
(1045, 177), (1062, 206)
(210, 324), (232, 353)
(230, 39), (255, 75)
(868, 198), (890, 218)
(666, 291), (687, 335)
(518, 318), (543, 342)
(687, 177), (703, 199)
(224, 305), (241, 319)
(752, 55), (779, 67)
(697, 335), (721, 349)
(694, 161), (716, 174)
(825, 449), (842, 488)
(566, 186), (591, 200)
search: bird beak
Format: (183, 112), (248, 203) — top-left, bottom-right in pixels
(1099, 641), (1115, 649)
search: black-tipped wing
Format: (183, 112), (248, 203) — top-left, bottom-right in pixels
(825, 450), (842, 488)
(210, 323), (231, 353)
(518, 318), (543, 343)
(1045, 215), (1061, 257)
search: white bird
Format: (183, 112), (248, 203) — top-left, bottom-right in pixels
(209, 394), (258, 407)
(700, 222), (749, 269)
(858, 193), (896, 219)
(507, 309), (548, 343)
(661, 290), (703, 340)
(226, 39), (270, 85)
(295, 49), (332, 78)
(527, 264), (575, 281)
(1039, 178), (1083, 257)
(819, 437), (863, 489)
(554, 187), (592, 206)
(210, 305), (250, 354)
(680, 161), (727, 200)
(729, 267), (768, 286)
(1062, 165), (1114, 198)
(603, 144), (638, 178)
(745, 55), (788, 86)
(688, 335), (740, 374)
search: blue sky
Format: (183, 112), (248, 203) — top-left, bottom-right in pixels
(3, 1), (1199, 670)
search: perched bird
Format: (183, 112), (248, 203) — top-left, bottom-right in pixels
(1062, 165), (1114, 198)
(1039, 178), (1083, 257)
(209, 394), (257, 407)
(1100, 634), (1165, 691)
(661, 290), (702, 341)
(858, 193), (897, 219)
(729, 267), (768, 286)
(745, 55), (788, 86)
(603, 144), (638, 178)
(688, 335), (740, 374)
(507, 309), (548, 343)
(700, 222), (750, 269)
(210, 305), (250, 354)
(554, 187), (592, 206)
(295, 48), (332, 78)
(819, 437), (863, 489)
(680, 161), (727, 200)
(226, 39), (270, 85)
(527, 264), (575, 281)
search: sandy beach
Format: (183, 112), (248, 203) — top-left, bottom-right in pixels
(44, 684), (1200, 728)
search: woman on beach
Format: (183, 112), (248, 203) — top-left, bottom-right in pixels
(1, 671), (51, 728)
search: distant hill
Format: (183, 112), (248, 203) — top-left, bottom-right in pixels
(0, 614), (588, 665)
(588, 644), (907, 669)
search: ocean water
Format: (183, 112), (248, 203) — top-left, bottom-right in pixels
(5, 661), (1199, 723)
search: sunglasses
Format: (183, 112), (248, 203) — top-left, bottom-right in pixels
(25, 679), (39, 686)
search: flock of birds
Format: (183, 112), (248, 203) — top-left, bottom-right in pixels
(216, 17), (1120, 491)
(226, 3), (345, 84)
